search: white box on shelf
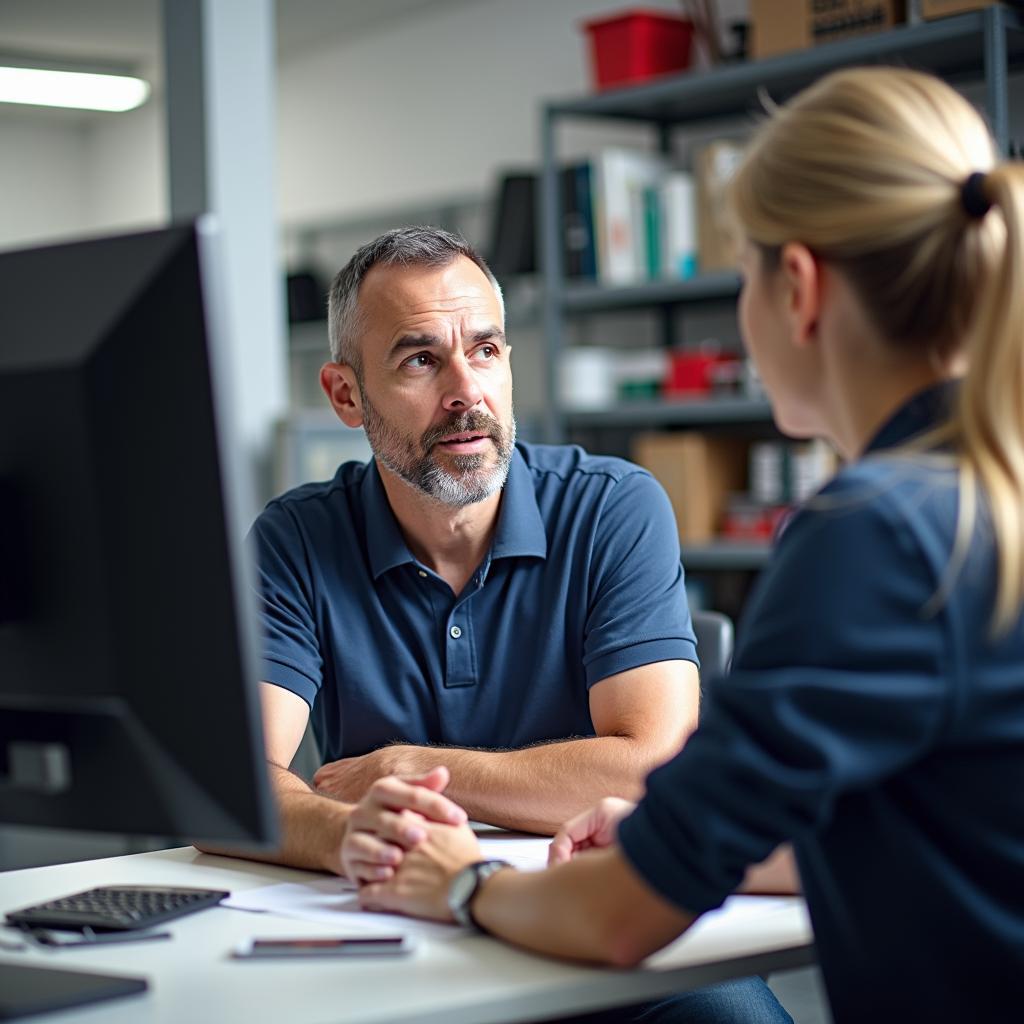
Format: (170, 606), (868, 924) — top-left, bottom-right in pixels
(660, 171), (697, 280)
(560, 346), (618, 410)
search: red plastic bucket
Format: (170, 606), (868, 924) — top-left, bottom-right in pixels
(583, 9), (695, 91)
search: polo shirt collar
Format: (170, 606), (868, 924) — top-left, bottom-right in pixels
(362, 459), (417, 580)
(865, 379), (960, 455)
(361, 446), (547, 580)
(491, 446), (548, 561)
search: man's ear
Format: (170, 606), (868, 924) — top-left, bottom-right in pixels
(778, 242), (821, 350)
(320, 363), (364, 428)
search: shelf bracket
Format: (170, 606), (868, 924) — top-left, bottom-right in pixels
(983, 4), (1009, 155)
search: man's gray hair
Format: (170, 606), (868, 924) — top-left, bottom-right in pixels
(327, 226), (504, 372)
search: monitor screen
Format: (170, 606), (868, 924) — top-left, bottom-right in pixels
(0, 221), (278, 848)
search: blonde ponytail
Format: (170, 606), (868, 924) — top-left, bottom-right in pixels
(729, 67), (1024, 632)
(957, 165), (1024, 632)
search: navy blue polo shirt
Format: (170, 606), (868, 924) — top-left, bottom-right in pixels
(251, 442), (696, 761)
(619, 383), (1024, 1022)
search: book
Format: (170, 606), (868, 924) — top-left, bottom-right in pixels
(573, 162), (597, 279)
(488, 164), (596, 279)
(488, 172), (537, 276)
(592, 148), (667, 285)
(643, 185), (661, 279)
(561, 161), (597, 279)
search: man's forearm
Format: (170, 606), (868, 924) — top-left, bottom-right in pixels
(195, 764), (352, 874)
(387, 736), (662, 834)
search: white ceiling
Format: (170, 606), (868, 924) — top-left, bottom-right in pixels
(276, 0), (476, 59)
(0, 0), (476, 75)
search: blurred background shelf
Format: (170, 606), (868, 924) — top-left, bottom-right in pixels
(548, 8), (1024, 125)
(563, 271), (741, 313)
(681, 541), (773, 572)
(539, 6), (1021, 621)
(566, 396), (773, 429)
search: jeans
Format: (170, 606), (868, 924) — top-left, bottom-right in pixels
(546, 976), (793, 1023)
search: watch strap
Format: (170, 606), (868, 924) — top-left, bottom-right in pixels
(451, 859), (512, 931)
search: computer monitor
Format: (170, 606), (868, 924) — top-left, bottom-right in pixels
(0, 221), (278, 849)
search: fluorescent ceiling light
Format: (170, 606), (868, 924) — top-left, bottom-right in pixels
(0, 66), (150, 112)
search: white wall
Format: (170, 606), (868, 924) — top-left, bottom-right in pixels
(0, 114), (93, 250)
(276, 0), (720, 226)
(83, 101), (166, 235)
(0, 0), (712, 249)
(3, 0), (1021, 248)
(0, 104), (166, 251)
(2, 0), (1022, 407)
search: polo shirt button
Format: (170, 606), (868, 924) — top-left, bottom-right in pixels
(450, 625), (462, 639)
(418, 570), (428, 578)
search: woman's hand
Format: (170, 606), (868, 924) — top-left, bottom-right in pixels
(358, 820), (483, 922)
(548, 796), (637, 865)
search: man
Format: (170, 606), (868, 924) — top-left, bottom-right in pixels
(223, 227), (792, 1022)
(246, 226), (699, 875)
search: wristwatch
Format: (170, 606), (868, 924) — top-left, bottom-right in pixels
(448, 859), (512, 930)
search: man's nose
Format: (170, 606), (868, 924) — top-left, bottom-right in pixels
(442, 355), (483, 411)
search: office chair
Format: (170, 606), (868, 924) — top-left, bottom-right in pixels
(691, 609), (734, 679)
(291, 723), (323, 783)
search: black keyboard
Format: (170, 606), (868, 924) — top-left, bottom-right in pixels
(5, 885), (230, 932)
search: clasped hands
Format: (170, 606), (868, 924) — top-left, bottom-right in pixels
(335, 763), (635, 923)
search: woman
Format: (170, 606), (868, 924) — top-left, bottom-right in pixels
(349, 67), (1024, 1023)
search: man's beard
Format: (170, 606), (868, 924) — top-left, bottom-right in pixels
(360, 391), (516, 508)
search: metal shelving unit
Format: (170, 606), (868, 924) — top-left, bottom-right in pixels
(540, 5), (1024, 442)
(538, 6), (1023, 577)
(562, 270), (740, 313)
(546, 7), (1023, 129)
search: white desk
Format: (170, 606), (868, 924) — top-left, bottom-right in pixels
(0, 847), (815, 1023)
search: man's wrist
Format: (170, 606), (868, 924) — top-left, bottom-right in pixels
(320, 797), (355, 875)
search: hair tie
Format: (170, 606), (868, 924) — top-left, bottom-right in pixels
(961, 172), (992, 218)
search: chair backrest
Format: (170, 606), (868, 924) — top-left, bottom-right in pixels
(691, 609), (734, 679)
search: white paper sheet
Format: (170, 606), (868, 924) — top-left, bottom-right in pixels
(221, 836), (797, 948)
(222, 876), (468, 940)
(477, 835), (550, 871)
(690, 894), (795, 930)
(645, 893), (805, 967)
(221, 835), (549, 939)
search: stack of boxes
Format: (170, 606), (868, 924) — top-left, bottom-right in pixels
(632, 434), (837, 547)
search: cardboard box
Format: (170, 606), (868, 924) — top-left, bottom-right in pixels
(632, 432), (748, 544)
(920, 0), (995, 18)
(694, 140), (744, 273)
(750, 0), (809, 57)
(750, 1), (905, 60)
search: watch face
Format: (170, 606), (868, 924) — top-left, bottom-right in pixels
(450, 866), (479, 911)
(449, 861), (510, 928)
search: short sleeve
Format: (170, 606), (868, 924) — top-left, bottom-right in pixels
(248, 502), (323, 707)
(583, 470), (697, 686)
(618, 480), (954, 915)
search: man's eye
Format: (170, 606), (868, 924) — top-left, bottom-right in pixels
(406, 353), (434, 369)
(477, 345), (497, 359)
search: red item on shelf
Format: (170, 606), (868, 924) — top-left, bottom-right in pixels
(663, 352), (739, 396)
(582, 9), (695, 92)
(719, 503), (791, 542)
